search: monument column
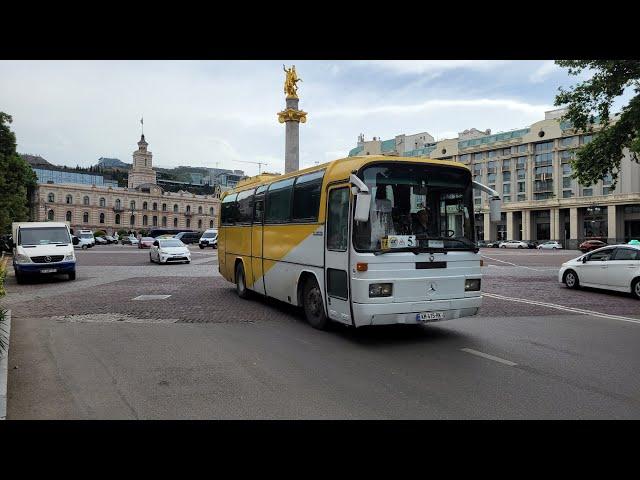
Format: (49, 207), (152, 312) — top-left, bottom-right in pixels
(278, 65), (307, 174)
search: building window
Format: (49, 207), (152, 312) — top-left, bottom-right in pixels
(66, 211), (72, 222)
(100, 212), (105, 223)
(488, 150), (498, 158)
(186, 218), (191, 228)
(535, 152), (553, 166)
(130, 201), (136, 210)
(143, 215), (148, 226)
(563, 177), (572, 188)
(162, 203), (167, 211)
(162, 216), (167, 227)
(66, 195), (73, 204)
(474, 198), (481, 206)
(503, 183), (511, 194)
(47, 209), (55, 221)
(99, 197), (106, 207)
(517, 193), (526, 201)
(173, 204), (178, 213)
(518, 182), (526, 193)
(115, 214), (121, 225)
(503, 171), (511, 182)
(130, 215), (135, 225)
(459, 154), (470, 162)
(534, 141), (553, 153)
(143, 202), (148, 210)
(198, 219), (202, 229)
(152, 215), (157, 226)
(83, 196), (90, 206)
(210, 207), (214, 216)
(534, 192), (553, 200)
(582, 134), (593, 144)
(474, 152), (484, 161)
(603, 187), (612, 195)
(186, 205), (191, 213)
(582, 188), (593, 197)
(503, 195), (511, 203)
(562, 164), (572, 175)
(47, 193), (55, 202)
(115, 199), (121, 209)
(173, 218), (178, 227)
(83, 212), (89, 223)
(561, 136), (578, 148)
(563, 190), (574, 198)
(153, 202), (157, 211)
(210, 220), (214, 228)
(198, 206), (203, 214)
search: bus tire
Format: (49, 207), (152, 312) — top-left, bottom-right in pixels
(303, 277), (328, 330)
(235, 262), (250, 299)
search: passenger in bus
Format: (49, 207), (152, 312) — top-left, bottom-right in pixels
(370, 186), (396, 248)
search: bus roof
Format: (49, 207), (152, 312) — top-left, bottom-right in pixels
(224, 155), (469, 198)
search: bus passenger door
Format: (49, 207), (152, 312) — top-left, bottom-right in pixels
(325, 185), (352, 324)
(251, 192), (266, 295)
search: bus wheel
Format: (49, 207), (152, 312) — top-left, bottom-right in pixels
(303, 277), (328, 330)
(235, 263), (250, 299)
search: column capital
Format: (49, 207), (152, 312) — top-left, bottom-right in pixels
(278, 108), (307, 124)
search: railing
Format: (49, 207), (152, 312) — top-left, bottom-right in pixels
(113, 207), (124, 212)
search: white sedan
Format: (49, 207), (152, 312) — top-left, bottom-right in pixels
(149, 238), (191, 264)
(499, 240), (528, 249)
(559, 245), (640, 299)
(538, 241), (563, 250)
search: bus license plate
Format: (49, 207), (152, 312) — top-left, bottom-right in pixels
(40, 268), (57, 273)
(416, 312), (444, 322)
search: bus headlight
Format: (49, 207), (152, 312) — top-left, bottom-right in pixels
(14, 254), (32, 264)
(465, 278), (481, 291)
(369, 283), (393, 297)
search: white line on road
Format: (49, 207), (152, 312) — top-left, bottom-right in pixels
(482, 292), (640, 324)
(132, 295), (172, 301)
(460, 348), (518, 366)
(480, 254), (545, 271)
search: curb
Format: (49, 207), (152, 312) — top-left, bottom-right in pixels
(0, 309), (10, 420)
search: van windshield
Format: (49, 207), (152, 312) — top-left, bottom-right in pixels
(19, 227), (70, 246)
(202, 231), (217, 238)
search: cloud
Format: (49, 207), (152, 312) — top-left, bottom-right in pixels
(530, 61), (559, 83)
(358, 60), (510, 76)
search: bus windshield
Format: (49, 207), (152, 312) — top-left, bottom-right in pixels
(353, 163), (475, 252)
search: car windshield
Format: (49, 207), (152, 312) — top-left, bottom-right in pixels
(353, 163), (475, 252)
(159, 240), (184, 248)
(19, 227), (70, 245)
(202, 232), (217, 238)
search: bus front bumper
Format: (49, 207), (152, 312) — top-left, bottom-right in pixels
(351, 296), (481, 327)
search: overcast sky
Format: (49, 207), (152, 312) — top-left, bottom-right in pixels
(0, 60), (605, 177)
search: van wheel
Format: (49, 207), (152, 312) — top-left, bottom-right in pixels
(15, 272), (24, 284)
(82, 244), (88, 250)
(303, 277), (328, 330)
(235, 263), (250, 299)
(68, 272), (76, 281)
(199, 244), (204, 249)
(564, 270), (580, 289)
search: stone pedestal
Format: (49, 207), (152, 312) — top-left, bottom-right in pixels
(278, 97), (307, 174)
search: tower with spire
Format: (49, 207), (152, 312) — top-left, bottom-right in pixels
(127, 133), (157, 188)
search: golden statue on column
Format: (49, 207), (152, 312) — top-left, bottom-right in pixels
(283, 65), (302, 99)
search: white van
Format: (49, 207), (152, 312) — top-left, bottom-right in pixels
(77, 229), (95, 248)
(199, 229), (218, 249)
(11, 222), (78, 283)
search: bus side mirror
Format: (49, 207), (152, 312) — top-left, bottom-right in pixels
(489, 196), (502, 222)
(72, 236), (80, 246)
(350, 174), (371, 222)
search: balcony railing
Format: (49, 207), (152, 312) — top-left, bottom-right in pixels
(184, 211), (193, 217)
(113, 206), (124, 212)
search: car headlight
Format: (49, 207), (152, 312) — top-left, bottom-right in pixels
(64, 254), (75, 261)
(14, 254), (32, 264)
(465, 278), (481, 291)
(369, 283), (393, 297)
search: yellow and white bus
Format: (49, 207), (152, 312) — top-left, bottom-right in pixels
(218, 155), (500, 329)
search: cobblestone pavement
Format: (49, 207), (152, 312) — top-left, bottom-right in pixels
(4, 246), (640, 419)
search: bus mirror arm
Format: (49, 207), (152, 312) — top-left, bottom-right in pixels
(350, 174), (371, 222)
(473, 181), (502, 223)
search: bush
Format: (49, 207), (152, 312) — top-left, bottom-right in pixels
(117, 229), (128, 237)
(94, 230), (106, 238)
(0, 257), (7, 299)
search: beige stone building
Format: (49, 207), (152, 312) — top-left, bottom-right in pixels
(349, 109), (640, 248)
(34, 135), (220, 234)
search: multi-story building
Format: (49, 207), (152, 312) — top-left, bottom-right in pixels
(33, 134), (221, 234)
(348, 109), (640, 247)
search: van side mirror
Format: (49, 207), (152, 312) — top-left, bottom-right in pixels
(153, 241), (159, 247)
(72, 236), (80, 246)
(489, 196), (502, 223)
(350, 173), (371, 222)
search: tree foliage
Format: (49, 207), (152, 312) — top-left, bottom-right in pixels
(0, 112), (37, 234)
(554, 60), (640, 189)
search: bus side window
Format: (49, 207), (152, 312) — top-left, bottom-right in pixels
(327, 187), (350, 251)
(254, 194), (264, 224)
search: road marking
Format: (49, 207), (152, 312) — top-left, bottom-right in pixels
(480, 254), (545, 271)
(460, 348), (518, 366)
(132, 295), (171, 301)
(482, 292), (640, 324)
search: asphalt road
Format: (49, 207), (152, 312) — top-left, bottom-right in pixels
(4, 246), (640, 419)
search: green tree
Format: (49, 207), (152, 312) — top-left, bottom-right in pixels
(554, 60), (640, 188)
(0, 112), (37, 234)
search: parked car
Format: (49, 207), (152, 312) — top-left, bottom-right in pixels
(579, 239), (608, 253)
(74, 234), (94, 249)
(485, 241), (501, 248)
(538, 240), (563, 250)
(499, 240), (529, 249)
(476, 240), (488, 248)
(199, 229), (218, 249)
(138, 237), (155, 249)
(174, 231), (202, 245)
(77, 230), (95, 248)
(149, 238), (191, 264)
(121, 235), (139, 246)
(94, 236), (108, 245)
(104, 235), (117, 244)
(524, 241), (538, 249)
(559, 244), (640, 299)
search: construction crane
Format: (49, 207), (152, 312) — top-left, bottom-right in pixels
(234, 159), (270, 175)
